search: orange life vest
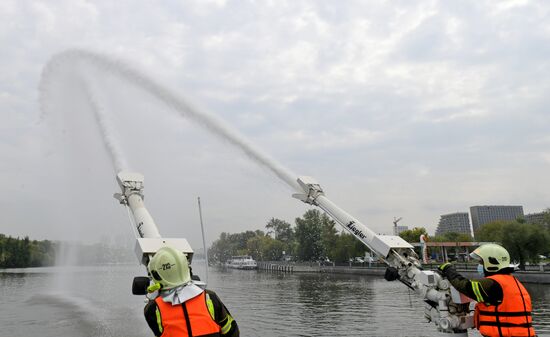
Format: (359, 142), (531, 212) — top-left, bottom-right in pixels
(155, 291), (221, 337)
(474, 274), (535, 337)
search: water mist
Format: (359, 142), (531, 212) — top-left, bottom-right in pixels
(40, 49), (301, 192)
(38, 49), (303, 325)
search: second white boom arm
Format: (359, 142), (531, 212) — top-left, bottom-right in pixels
(293, 176), (473, 335)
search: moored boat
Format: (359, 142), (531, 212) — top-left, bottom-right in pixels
(226, 255), (257, 270)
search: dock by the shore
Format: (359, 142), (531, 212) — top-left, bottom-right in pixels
(257, 261), (550, 284)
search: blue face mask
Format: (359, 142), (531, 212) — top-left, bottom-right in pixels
(477, 264), (485, 277)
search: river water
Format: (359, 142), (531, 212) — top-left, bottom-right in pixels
(1, 264), (549, 337)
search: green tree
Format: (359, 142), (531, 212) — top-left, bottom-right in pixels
(247, 235), (285, 261)
(399, 227), (428, 243)
(19, 236), (31, 266)
(332, 232), (368, 263)
(37, 240), (56, 266)
(208, 232), (234, 264)
(320, 213), (338, 261)
(265, 218), (293, 241)
(474, 221), (507, 243)
(433, 232), (472, 242)
(209, 228), (281, 264)
(246, 235), (264, 261)
(475, 221), (550, 269)
(543, 208), (550, 229)
(0, 234), (57, 268)
(233, 230), (263, 252)
(295, 209), (323, 261)
(5, 236), (17, 268)
(502, 223), (549, 269)
(265, 218), (294, 255)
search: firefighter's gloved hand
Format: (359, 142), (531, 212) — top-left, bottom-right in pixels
(437, 262), (453, 278)
(384, 267), (399, 281)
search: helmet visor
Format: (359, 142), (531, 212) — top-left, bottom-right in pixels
(470, 251), (482, 261)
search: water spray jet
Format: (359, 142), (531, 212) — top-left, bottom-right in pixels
(41, 49), (475, 335)
(40, 49), (301, 192)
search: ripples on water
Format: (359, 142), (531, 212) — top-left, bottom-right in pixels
(215, 271), (468, 337)
(1, 265), (549, 336)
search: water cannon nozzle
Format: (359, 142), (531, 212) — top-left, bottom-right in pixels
(116, 171), (145, 199)
(293, 176), (325, 205)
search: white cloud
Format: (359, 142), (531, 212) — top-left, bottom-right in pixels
(1, 0), (550, 243)
(494, 0), (530, 12)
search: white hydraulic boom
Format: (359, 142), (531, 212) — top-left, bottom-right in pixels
(113, 171), (193, 267)
(293, 176), (473, 335)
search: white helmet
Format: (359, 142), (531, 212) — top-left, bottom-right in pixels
(470, 243), (510, 273)
(147, 246), (191, 289)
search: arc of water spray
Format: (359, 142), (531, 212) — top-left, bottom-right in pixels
(40, 49), (301, 193)
(80, 69), (130, 174)
(80, 69), (140, 239)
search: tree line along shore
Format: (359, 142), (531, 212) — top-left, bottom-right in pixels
(0, 234), (56, 268)
(209, 209), (550, 269)
(0, 234), (135, 268)
(2, 210), (549, 269)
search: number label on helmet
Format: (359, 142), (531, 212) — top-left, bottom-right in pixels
(161, 262), (175, 270)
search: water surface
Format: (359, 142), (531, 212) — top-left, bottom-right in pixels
(1, 265), (549, 336)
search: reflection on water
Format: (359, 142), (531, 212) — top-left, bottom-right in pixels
(295, 274), (379, 336)
(525, 283), (550, 334)
(1, 266), (549, 336)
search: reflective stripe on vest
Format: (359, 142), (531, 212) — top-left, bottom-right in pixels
(155, 291), (221, 337)
(475, 274), (535, 337)
(205, 293), (234, 335)
(472, 281), (485, 303)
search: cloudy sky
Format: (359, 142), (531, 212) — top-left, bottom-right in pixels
(2, 0), (550, 248)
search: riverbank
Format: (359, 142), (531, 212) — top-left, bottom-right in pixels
(257, 261), (550, 284)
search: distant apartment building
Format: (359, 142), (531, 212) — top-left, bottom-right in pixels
(435, 212), (472, 237)
(393, 225), (409, 236)
(525, 211), (549, 226)
(470, 205), (524, 234)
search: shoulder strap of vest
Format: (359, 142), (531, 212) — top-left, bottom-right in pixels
(512, 275), (533, 337)
(181, 302), (193, 337)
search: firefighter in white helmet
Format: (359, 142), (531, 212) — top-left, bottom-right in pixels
(144, 246), (239, 337)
